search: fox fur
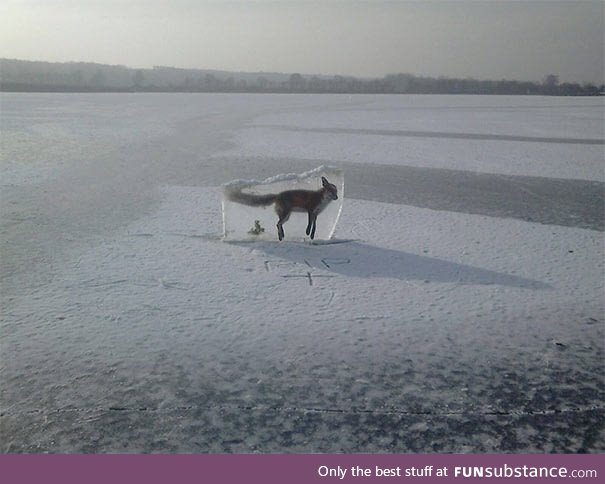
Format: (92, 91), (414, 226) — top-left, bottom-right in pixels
(226, 176), (338, 240)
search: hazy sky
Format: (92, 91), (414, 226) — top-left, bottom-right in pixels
(1, 0), (603, 84)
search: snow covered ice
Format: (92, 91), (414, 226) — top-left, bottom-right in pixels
(1, 93), (603, 453)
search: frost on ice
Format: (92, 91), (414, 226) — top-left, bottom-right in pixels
(222, 166), (344, 241)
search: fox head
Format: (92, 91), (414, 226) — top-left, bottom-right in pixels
(321, 176), (338, 200)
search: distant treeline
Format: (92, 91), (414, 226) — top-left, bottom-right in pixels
(1, 59), (603, 96)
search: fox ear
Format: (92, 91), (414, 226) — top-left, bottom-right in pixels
(321, 176), (329, 186)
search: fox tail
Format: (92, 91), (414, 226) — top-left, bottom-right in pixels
(224, 185), (277, 207)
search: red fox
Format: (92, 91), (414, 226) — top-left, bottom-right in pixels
(226, 176), (338, 240)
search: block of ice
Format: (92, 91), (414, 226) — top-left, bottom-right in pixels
(222, 166), (344, 241)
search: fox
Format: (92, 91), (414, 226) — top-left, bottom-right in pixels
(226, 176), (338, 241)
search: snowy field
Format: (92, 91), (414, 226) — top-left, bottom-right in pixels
(1, 93), (603, 453)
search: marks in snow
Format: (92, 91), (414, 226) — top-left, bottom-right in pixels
(254, 125), (605, 145)
(4, 402), (603, 419)
(321, 257), (352, 268)
(81, 277), (190, 291)
(258, 241), (549, 289)
(264, 258), (339, 286)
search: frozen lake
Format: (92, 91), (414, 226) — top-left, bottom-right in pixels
(1, 93), (603, 452)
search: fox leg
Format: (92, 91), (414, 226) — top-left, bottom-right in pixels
(276, 206), (291, 241)
(307, 212), (317, 239)
(306, 211), (313, 236)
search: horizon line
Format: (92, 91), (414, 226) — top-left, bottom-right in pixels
(3, 57), (603, 87)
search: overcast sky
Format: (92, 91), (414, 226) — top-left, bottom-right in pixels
(1, 0), (603, 84)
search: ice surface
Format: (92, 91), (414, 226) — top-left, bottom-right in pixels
(1, 94), (603, 453)
(221, 95), (604, 182)
(222, 166), (344, 241)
